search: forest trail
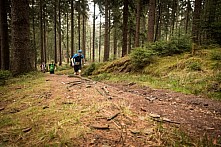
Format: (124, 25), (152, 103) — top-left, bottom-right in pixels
(46, 74), (221, 144)
(1, 73), (221, 146)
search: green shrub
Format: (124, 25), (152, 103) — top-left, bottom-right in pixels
(0, 70), (12, 86)
(82, 63), (96, 76)
(188, 62), (202, 71)
(145, 36), (191, 56)
(130, 47), (156, 69)
(210, 51), (221, 60)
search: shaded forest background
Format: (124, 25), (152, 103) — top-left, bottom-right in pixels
(0, 0), (221, 75)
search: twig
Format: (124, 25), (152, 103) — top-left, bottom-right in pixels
(90, 125), (110, 130)
(107, 112), (120, 121)
(95, 87), (104, 96)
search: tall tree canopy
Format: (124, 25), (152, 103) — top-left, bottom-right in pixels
(0, 0), (220, 73)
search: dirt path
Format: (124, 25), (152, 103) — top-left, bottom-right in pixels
(44, 74), (221, 145)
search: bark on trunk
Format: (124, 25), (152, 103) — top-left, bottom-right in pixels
(135, 0), (141, 47)
(0, 0), (10, 70)
(11, 0), (34, 75)
(147, 0), (156, 42)
(192, 0), (202, 44)
(54, 0), (57, 63)
(71, 0), (74, 57)
(122, 0), (129, 57)
(103, 0), (109, 61)
(58, 0), (62, 65)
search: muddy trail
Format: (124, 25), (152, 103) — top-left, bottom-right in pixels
(1, 74), (221, 146)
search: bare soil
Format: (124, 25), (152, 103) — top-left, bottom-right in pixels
(49, 74), (221, 146)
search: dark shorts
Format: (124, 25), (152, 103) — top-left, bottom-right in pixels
(74, 65), (81, 72)
(50, 70), (54, 74)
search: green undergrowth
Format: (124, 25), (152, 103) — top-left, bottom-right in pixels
(83, 48), (221, 100)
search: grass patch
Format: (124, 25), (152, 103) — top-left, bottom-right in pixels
(89, 48), (221, 100)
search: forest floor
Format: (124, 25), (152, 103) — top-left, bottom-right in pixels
(0, 73), (221, 146)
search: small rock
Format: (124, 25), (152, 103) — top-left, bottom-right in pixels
(0, 107), (5, 111)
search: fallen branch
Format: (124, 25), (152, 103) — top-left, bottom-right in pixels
(90, 125), (110, 130)
(107, 112), (120, 121)
(152, 117), (180, 124)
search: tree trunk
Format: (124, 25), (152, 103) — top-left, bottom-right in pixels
(141, 15), (146, 46)
(113, 24), (117, 59)
(0, 0), (10, 70)
(40, 0), (44, 64)
(71, 0), (74, 58)
(78, 11), (81, 51)
(128, 28), (132, 54)
(11, 0), (34, 75)
(99, 14), (101, 62)
(147, 0), (156, 42)
(155, 1), (161, 41)
(122, 0), (129, 57)
(43, 3), (47, 64)
(185, 0), (191, 34)
(192, 0), (202, 45)
(32, 0), (37, 69)
(89, 28), (92, 61)
(54, 0), (57, 64)
(66, 11), (69, 63)
(135, 0), (141, 47)
(170, 0), (178, 37)
(103, 0), (109, 61)
(58, 0), (62, 65)
(92, 1), (96, 62)
(82, 14), (86, 59)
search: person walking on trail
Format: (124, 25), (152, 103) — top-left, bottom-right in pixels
(40, 62), (46, 73)
(49, 61), (56, 74)
(71, 49), (85, 75)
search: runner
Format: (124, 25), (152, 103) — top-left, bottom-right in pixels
(71, 50), (85, 75)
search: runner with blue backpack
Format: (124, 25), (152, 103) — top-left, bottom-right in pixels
(71, 50), (85, 75)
